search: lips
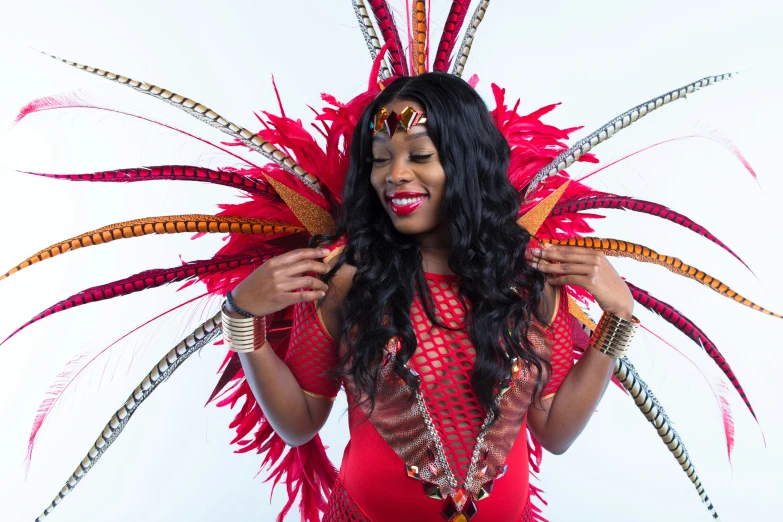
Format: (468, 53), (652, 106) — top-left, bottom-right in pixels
(386, 191), (428, 216)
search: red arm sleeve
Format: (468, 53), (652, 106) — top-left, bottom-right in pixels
(284, 299), (341, 401)
(540, 286), (575, 399)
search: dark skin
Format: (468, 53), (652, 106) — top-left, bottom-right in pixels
(230, 98), (634, 452)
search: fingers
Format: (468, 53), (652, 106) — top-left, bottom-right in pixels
(280, 258), (332, 278)
(534, 262), (594, 276)
(547, 274), (591, 287)
(528, 245), (597, 265)
(268, 247), (330, 268)
(283, 289), (327, 305)
(278, 276), (330, 293)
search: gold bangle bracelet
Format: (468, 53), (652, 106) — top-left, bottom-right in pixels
(221, 301), (267, 353)
(590, 312), (640, 358)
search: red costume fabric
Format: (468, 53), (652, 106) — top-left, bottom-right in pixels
(285, 272), (574, 521)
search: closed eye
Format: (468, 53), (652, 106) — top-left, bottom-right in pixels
(410, 153), (434, 162)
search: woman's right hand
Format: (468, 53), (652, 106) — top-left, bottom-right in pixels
(229, 247), (332, 317)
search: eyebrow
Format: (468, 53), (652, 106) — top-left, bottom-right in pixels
(372, 130), (430, 143)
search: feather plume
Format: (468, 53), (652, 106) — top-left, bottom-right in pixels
(410, 1), (428, 75)
(19, 166), (279, 198)
(640, 323), (737, 462)
(25, 292), (210, 475)
(41, 53), (321, 193)
(0, 215), (300, 282)
(352, 0), (392, 78)
(1, 249), (277, 346)
(525, 73), (738, 197)
(627, 281), (756, 421)
(32, 313), (222, 522)
(433, 0), (471, 72)
(367, 0), (409, 76)
(15, 93), (265, 169)
(541, 237), (782, 318)
(450, 0), (490, 78)
(551, 192), (751, 272)
(614, 357), (721, 520)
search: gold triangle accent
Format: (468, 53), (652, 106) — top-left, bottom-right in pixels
(264, 176), (335, 236)
(517, 180), (571, 235)
(568, 295), (596, 331)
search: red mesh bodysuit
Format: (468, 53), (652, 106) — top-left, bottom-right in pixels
(285, 272), (575, 522)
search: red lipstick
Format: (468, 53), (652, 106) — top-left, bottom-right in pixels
(386, 191), (428, 216)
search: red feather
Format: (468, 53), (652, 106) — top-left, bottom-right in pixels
(24, 292), (211, 474)
(640, 323), (737, 461)
(18, 166), (279, 198)
(626, 281), (757, 421)
(1, 250), (277, 346)
(552, 192), (752, 272)
(433, 0), (471, 71)
(367, 0), (409, 76)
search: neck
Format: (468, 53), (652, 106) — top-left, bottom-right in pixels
(416, 222), (453, 275)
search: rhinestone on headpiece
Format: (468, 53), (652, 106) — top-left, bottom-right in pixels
(371, 106), (427, 138)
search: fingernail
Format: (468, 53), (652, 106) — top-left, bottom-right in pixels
(530, 248), (542, 256)
(319, 248), (328, 254)
(320, 291), (327, 297)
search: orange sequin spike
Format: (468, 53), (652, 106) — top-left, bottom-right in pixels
(263, 176), (336, 235)
(567, 295), (596, 330)
(541, 237), (783, 319)
(517, 180), (570, 235)
(0, 215), (301, 282)
(411, 1), (427, 75)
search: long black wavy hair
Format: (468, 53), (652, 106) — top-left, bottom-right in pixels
(315, 72), (548, 421)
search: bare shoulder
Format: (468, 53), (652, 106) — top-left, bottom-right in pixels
(317, 257), (355, 340)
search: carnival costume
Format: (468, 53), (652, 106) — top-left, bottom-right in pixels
(4, 1), (776, 521)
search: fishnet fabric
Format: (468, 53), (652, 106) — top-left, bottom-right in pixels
(322, 480), (371, 522)
(541, 288), (574, 397)
(285, 300), (340, 399)
(409, 275), (485, 484)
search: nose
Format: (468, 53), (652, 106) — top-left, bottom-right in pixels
(387, 158), (414, 185)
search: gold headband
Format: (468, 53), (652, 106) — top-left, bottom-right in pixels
(371, 106), (427, 138)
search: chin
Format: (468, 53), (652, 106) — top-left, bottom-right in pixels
(388, 216), (440, 236)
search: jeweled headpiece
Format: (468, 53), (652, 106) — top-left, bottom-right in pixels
(371, 106), (428, 138)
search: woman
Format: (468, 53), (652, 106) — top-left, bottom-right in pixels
(222, 72), (638, 521)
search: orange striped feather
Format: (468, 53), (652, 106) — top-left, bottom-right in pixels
(541, 237), (782, 319)
(0, 215), (301, 282)
(412, 1), (427, 75)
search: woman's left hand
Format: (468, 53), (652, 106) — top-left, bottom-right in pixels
(528, 243), (634, 320)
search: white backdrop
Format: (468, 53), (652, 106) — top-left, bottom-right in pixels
(0, 1), (781, 521)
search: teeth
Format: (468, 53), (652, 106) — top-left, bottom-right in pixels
(391, 196), (426, 206)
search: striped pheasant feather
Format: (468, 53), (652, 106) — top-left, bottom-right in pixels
(433, 0), (471, 72)
(541, 237), (781, 318)
(614, 357), (721, 520)
(352, 0), (391, 78)
(42, 53), (321, 194)
(411, 0), (427, 75)
(551, 192), (750, 271)
(0, 216), (300, 282)
(20, 166), (279, 198)
(0, 250), (275, 346)
(33, 313), (222, 522)
(524, 73), (737, 197)
(450, 0), (490, 78)
(627, 281), (756, 420)
(367, 0), (409, 76)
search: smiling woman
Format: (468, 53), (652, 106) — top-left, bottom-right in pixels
(1, 1), (781, 522)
